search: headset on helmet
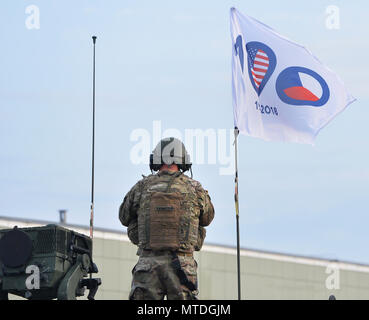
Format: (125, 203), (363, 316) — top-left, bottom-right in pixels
(149, 137), (192, 174)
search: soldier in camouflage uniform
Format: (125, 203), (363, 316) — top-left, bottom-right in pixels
(119, 137), (214, 300)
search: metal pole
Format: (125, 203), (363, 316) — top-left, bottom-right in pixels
(90, 36), (97, 240)
(234, 126), (241, 300)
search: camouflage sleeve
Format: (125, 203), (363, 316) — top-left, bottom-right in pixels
(118, 180), (143, 227)
(197, 185), (215, 227)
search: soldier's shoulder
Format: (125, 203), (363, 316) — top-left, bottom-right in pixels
(138, 173), (157, 184)
(139, 173), (168, 187)
(129, 173), (154, 189)
(179, 174), (204, 190)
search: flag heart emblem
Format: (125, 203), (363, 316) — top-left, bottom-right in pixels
(246, 41), (276, 96)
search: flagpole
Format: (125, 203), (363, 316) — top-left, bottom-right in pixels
(234, 126), (241, 300)
(90, 35), (97, 240)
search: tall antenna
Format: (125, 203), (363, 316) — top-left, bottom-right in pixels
(90, 36), (97, 239)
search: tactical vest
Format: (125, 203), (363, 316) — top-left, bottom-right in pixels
(136, 172), (204, 253)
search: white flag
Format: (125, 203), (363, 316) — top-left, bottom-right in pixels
(230, 7), (355, 144)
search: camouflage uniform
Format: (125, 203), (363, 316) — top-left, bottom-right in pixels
(119, 170), (214, 300)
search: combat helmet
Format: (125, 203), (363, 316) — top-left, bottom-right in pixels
(149, 137), (192, 173)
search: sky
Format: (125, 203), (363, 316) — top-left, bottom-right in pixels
(0, 1), (368, 264)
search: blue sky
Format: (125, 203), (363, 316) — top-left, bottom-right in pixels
(1, 1), (368, 264)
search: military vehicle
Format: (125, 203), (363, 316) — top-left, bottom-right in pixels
(0, 224), (101, 300)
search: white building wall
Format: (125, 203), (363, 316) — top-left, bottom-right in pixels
(1, 217), (369, 300)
